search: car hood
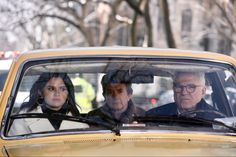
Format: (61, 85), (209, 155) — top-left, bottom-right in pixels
(4, 133), (236, 156)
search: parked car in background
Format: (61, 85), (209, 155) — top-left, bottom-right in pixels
(0, 59), (13, 95)
(1, 47), (236, 156)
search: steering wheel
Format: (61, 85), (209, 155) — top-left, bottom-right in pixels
(179, 109), (226, 119)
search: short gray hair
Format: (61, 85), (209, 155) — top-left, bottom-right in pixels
(173, 72), (206, 85)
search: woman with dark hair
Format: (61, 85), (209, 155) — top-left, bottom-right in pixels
(9, 72), (88, 136)
(22, 72), (80, 115)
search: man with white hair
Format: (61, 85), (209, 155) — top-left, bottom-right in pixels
(147, 72), (224, 120)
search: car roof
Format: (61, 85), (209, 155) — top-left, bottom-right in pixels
(16, 47), (236, 66)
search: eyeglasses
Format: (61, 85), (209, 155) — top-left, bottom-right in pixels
(173, 84), (202, 93)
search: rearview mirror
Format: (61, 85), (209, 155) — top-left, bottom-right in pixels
(106, 70), (154, 84)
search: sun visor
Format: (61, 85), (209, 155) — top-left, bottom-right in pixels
(105, 70), (154, 84)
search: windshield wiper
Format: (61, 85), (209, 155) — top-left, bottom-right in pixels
(134, 115), (236, 132)
(10, 113), (120, 135)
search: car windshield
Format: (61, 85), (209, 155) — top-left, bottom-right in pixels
(5, 57), (236, 137)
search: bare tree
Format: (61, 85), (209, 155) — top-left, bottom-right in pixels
(1, 0), (151, 49)
(126, 0), (153, 47)
(160, 0), (176, 48)
(214, 0), (236, 55)
(1, 0), (235, 56)
(200, 0), (236, 55)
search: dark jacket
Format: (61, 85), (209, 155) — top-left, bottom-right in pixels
(146, 99), (224, 120)
(87, 101), (145, 125)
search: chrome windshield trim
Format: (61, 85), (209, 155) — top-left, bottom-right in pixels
(3, 129), (236, 140)
(3, 130), (113, 140)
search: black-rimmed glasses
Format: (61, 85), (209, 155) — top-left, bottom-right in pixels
(173, 84), (202, 93)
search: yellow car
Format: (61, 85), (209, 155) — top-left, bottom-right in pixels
(1, 47), (236, 156)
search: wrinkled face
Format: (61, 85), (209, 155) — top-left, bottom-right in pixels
(42, 77), (68, 111)
(173, 73), (206, 111)
(105, 83), (132, 112)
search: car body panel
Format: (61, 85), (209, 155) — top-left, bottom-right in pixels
(1, 47), (236, 156)
(3, 133), (236, 156)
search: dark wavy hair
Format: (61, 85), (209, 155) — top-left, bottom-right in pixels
(21, 72), (80, 116)
(101, 71), (133, 96)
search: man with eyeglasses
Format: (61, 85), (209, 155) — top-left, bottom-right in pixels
(146, 72), (224, 120)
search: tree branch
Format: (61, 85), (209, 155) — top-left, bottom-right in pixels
(161, 0), (176, 48)
(143, 0), (153, 47)
(215, 1), (236, 33)
(125, 0), (143, 16)
(36, 13), (94, 46)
